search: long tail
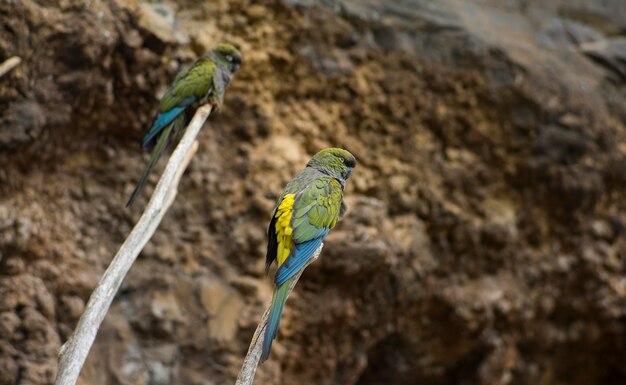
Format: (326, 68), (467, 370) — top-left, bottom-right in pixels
(126, 123), (174, 207)
(261, 279), (292, 362)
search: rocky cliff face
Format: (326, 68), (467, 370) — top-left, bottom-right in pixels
(1, 0), (626, 384)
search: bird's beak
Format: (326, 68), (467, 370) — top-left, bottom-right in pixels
(346, 168), (353, 179)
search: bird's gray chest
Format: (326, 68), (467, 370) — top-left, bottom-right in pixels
(212, 67), (233, 103)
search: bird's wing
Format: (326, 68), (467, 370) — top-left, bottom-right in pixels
(271, 177), (343, 286)
(159, 59), (216, 112)
(142, 59), (216, 148)
(265, 213), (279, 273)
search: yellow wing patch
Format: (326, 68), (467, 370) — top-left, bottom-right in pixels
(275, 194), (295, 267)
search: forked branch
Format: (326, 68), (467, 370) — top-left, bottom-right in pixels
(55, 104), (213, 385)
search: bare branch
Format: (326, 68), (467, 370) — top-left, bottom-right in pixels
(0, 56), (21, 78)
(55, 104), (213, 385)
(235, 245), (324, 385)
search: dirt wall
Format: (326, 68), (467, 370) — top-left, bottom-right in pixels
(1, 0), (626, 384)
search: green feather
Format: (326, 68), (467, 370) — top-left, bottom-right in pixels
(284, 176), (343, 243)
(160, 59), (216, 112)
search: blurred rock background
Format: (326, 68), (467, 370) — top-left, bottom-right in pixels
(1, 0), (626, 384)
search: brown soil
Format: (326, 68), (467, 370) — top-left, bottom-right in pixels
(1, 0), (626, 384)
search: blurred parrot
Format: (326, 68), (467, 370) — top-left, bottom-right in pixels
(261, 148), (357, 362)
(126, 43), (243, 207)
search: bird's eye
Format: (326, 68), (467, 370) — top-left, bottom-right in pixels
(225, 54), (234, 62)
(339, 157), (345, 163)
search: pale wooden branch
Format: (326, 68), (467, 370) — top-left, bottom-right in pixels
(0, 56), (21, 78)
(235, 245), (324, 385)
(55, 104), (213, 385)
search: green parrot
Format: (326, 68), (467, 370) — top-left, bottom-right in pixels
(126, 43), (243, 207)
(261, 147), (357, 362)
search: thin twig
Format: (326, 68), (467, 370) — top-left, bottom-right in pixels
(235, 245), (324, 385)
(55, 104), (213, 385)
(0, 56), (21, 78)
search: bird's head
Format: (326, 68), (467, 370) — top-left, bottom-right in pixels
(307, 148), (356, 181)
(210, 43), (243, 73)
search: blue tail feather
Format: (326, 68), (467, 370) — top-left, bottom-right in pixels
(260, 234), (327, 362)
(142, 107), (185, 148)
(261, 281), (291, 362)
